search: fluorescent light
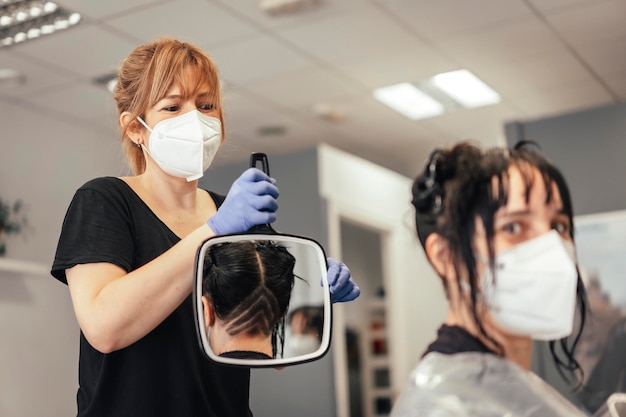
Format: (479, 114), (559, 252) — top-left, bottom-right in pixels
(431, 69), (500, 108)
(0, 1), (81, 49)
(373, 82), (444, 120)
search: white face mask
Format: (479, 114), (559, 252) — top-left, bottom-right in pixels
(481, 230), (579, 341)
(137, 110), (222, 181)
(288, 335), (320, 356)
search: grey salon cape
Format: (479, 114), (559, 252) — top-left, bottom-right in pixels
(391, 351), (589, 417)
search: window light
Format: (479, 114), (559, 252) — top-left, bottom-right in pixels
(373, 82), (444, 120)
(431, 69), (500, 108)
(0, 1), (81, 48)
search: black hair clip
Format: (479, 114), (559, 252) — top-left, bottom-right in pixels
(424, 150), (442, 188)
(418, 149), (444, 215)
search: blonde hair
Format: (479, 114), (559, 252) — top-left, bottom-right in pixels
(113, 37), (224, 175)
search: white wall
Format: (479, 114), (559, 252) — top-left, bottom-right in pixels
(318, 144), (447, 415)
(0, 99), (123, 417)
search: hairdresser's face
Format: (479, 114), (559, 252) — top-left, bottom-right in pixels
(474, 164), (571, 259)
(141, 70), (221, 133)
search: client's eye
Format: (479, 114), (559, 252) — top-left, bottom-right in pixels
(552, 220), (569, 236)
(502, 222), (522, 235)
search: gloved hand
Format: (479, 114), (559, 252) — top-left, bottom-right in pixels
(327, 258), (360, 303)
(207, 168), (279, 235)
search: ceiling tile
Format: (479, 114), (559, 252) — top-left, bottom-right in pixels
(419, 103), (517, 145)
(216, 89), (331, 167)
(213, 0), (363, 31)
(527, 0), (603, 13)
(10, 25), (137, 79)
(317, 94), (450, 176)
(245, 66), (362, 114)
(508, 80), (616, 120)
(0, 50), (74, 97)
(278, 5), (434, 66)
(208, 35), (313, 86)
(103, 0), (259, 46)
(379, 0), (533, 39)
(545, 0), (626, 47)
(468, 48), (596, 96)
(220, 88), (320, 142)
(335, 48), (458, 90)
(329, 94), (443, 146)
(575, 35), (626, 77)
(56, 0), (168, 20)
(604, 70), (626, 100)
(19, 83), (119, 131)
(436, 17), (564, 64)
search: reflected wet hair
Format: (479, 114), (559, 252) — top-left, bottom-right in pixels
(202, 240), (296, 358)
(411, 140), (587, 383)
(113, 37), (224, 175)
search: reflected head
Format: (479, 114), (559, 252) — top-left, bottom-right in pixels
(202, 240), (296, 339)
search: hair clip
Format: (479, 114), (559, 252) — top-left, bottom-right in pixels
(424, 149), (443, 189)
(424, 149), (444, 214)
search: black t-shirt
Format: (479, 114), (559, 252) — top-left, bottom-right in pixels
(51, 177), (252, 417)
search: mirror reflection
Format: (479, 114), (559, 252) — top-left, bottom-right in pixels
(194, 234), (332, 367)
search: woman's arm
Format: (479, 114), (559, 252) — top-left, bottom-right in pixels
(66, 224), (214, 353)
(66, 168), (279, 353)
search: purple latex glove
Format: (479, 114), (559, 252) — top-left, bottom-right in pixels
(327, 258), (360, 303)
(207, 168), (279, 235)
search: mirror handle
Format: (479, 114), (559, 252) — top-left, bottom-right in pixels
(248, 152), (277, 235)
(250, 152), (270, 176)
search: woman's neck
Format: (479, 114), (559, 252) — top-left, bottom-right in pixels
(210, 325), (273, 357)
(446, 307), (533, 370)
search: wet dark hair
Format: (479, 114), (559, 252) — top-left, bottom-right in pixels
(411, 140), (587, 383)
(202, 240), (296, 358)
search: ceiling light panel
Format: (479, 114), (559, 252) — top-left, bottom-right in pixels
(431, 69), (501, 108)
(373, 82), (444, 120)
(0, 1), (81, 48)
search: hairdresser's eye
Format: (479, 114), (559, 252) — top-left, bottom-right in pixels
(198, 103), (215, 111)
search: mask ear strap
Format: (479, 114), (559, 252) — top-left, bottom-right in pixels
(136, 116), (152, 132)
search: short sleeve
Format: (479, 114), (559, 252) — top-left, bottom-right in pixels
(51, 182), (134, 284)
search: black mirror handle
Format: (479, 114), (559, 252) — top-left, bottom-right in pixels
(248, 152), (277, 235)
(250, 152), (270, 176)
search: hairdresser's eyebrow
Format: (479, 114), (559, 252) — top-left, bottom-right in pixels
(159, 94), (182, 101)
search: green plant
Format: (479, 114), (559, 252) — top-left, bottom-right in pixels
(0, 197), (30, 256)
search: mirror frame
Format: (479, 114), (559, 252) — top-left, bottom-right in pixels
(193, 232), (333, 368)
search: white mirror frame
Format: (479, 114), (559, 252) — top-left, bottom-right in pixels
(193, 233), (333, 368)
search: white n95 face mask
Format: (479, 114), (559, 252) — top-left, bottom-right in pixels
(481, 230), (579, 341)
(288, 335), (320, 356)
(137, 110), (222, 181)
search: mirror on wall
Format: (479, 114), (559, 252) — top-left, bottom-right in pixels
(193, 233), (333, 368)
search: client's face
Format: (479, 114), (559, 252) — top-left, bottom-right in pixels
(472, 164), (573, 340)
